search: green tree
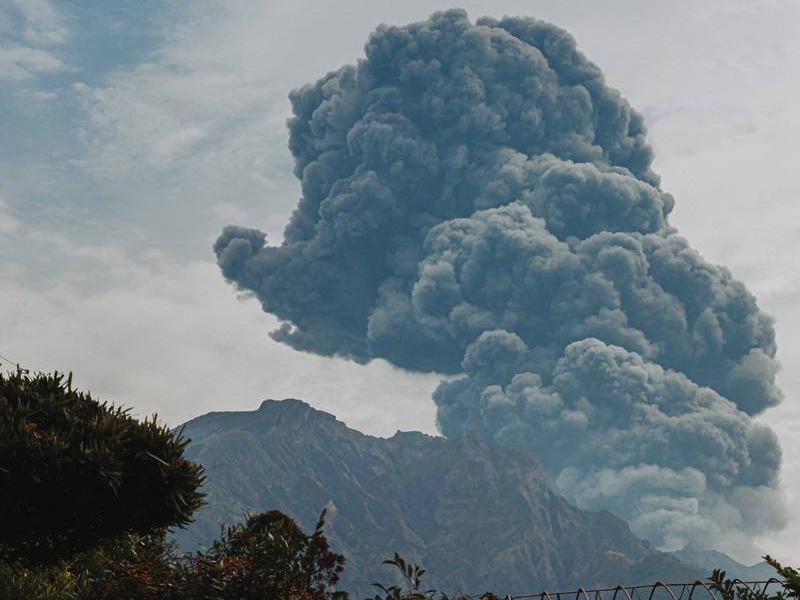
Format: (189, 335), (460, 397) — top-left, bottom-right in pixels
(0, 369), (205, 565)
(183, 509), (348, 599)
(0, 509), (350, 600)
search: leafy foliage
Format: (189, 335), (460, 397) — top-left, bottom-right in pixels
(183, 508), (348, 599)
(74, 533), (183, 600)
(370, 553), (502, 600)
(371, 554), (435, 600)
(765, 556), (799, 599)
(0, 369), (206, 565)
(0, 559), (80, 600)
(0, 510), (348, 600)
(708, 558), (799, 600)
(0, 533), (177, 600)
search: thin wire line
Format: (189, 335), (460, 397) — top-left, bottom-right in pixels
(501, 581), (784, 600)
(0, 351), (29, 372)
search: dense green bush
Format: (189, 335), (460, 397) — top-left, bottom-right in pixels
(0, 560), (80, 600)
(0, 370), (205, 565)
(75, 533), (183, 600)
(0, 532), (179, 600)
(184, 509), (347, 599)
(0, 510), (349, 600)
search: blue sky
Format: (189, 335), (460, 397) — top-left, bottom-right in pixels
(1, 0), (798, 562)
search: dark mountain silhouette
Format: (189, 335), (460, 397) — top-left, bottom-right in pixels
(172, 399), (702, 596)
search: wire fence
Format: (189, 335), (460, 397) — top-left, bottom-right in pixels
(473, 579), (788, 600)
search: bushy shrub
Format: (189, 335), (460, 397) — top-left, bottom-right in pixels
(183, 509), (347, 599)
(0, 510), (349, 600)
(0, 560), (79, 600)
(0, 533), (179, 600)
(0, 370), (205, 565)
(75, 533), (183, 600)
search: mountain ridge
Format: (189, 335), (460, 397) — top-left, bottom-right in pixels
(670, 548), (777, 582)
(173, 399), (704, 596)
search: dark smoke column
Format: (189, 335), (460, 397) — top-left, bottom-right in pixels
(215, 10), (786, 553)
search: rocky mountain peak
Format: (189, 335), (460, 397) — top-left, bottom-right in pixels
(173, 399), (700, 596)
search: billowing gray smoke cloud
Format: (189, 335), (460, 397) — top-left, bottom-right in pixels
(214, 10), (786, 551)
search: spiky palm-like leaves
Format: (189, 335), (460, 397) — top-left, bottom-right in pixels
(0, 369), (205, 565)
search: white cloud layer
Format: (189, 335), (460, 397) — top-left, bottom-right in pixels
(0, 44), (61, 79)
(4, 0), (67, 45)
(0, 0), (66, 80)
(0, 238), (439, 435)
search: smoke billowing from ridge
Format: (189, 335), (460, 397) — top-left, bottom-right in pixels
(214, 9), (786, 551)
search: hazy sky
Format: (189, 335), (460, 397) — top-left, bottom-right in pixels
(1, 0), (798, 562)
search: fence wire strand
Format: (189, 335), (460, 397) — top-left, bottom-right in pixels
(462, 579), (787, 600)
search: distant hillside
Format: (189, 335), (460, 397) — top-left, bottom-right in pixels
(172, 399), (701, 596)
(671, 548), (778, 581)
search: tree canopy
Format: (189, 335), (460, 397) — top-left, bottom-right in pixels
(0, 369), (205, 564)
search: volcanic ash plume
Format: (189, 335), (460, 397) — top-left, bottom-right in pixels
(214, 10), (786, 551)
